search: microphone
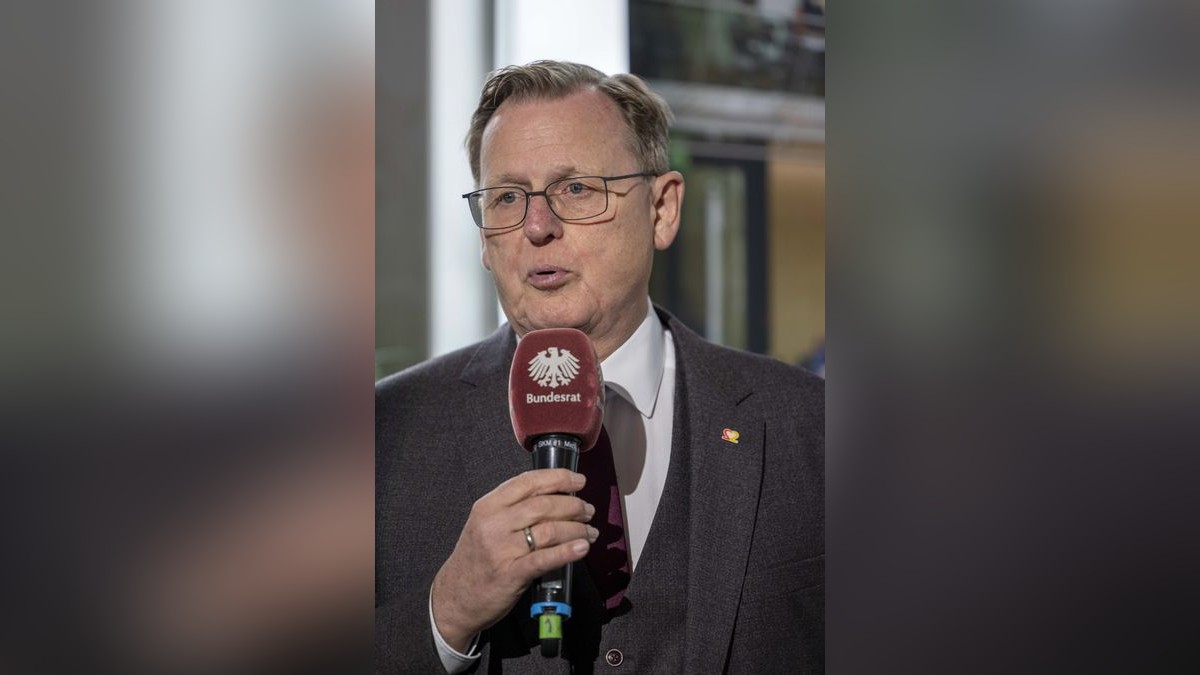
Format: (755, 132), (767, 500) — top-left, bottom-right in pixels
(509, 327), (604, 657)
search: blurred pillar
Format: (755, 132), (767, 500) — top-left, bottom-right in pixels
(429, 0), (496, 356)
(704, 187), (726, 344)
(378, 0), (430, 374)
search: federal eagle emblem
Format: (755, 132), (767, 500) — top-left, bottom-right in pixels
(527, 347), (581, 388)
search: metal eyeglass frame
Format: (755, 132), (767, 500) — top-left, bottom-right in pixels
(461, 172), (657, 230)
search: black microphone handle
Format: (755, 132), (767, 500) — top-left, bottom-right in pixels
(532, 433), (581, 472)
(530, 433), (581, 657)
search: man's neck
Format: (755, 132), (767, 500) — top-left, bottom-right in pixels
(589, 301), (652, 362)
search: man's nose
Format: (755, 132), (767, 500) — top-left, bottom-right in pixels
(522, 193), (563, 244)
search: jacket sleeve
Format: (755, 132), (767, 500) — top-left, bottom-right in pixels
(375, 578), (446, 674)
(376, 389), (478, 673)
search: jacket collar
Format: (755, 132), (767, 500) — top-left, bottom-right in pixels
(656, 308), (762, 672)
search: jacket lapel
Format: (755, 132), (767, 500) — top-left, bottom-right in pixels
(457, 324), (528, 501)
(665, 313), (765, 673)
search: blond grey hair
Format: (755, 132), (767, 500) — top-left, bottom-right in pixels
(466, 60), (673, 185)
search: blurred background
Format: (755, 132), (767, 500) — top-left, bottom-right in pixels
(2, 2), (375, 673)
(376, 0), (826, 378)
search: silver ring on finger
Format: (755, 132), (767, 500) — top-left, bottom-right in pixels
(523, 526), (536, 552)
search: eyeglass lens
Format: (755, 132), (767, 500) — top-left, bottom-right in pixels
(469, 176), (609, 229)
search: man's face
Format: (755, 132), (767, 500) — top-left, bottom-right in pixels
(478, 88), (682, 359)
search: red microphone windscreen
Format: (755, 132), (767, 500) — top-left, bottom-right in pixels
(509, 328), (604, 452)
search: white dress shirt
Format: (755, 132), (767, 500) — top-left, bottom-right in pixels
(598, 300), (676, 569)
(433, 300), (676, 672)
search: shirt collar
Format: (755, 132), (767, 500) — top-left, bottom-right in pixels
(600, 300), (666, 419)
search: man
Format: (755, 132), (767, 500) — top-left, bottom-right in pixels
(377, 60), (824, 673)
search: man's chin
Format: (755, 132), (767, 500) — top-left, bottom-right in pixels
(514, 306), (591, 336)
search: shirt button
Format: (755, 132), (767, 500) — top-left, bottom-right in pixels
(605, 648), (623, 667)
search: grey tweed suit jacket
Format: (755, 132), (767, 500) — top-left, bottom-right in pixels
(376, 307), (824, 673)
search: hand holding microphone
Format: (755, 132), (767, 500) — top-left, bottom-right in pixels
(430, 328), (604, 655)
(430, 469), (596, 652)
(508, 328), (605, 656)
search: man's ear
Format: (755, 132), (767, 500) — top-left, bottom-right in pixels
(651, 171), (684, 250)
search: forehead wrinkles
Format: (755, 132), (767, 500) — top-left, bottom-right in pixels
(480, 92), (638, 181)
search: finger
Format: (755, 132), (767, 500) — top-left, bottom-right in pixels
(527, 520), (598, 553)
(511, 538), (592, 582)
(511, 494), (594, 529)
(494, 468), (586, 506)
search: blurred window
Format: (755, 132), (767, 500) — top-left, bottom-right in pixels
(630, 0), (824, 97)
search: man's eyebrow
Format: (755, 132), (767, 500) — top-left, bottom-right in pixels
(484, 166), (587, 188)
(547, 166), (583, 181)
(485, 173), (531, 188)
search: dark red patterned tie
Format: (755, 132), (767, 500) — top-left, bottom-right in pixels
(577, 425), (631, 611)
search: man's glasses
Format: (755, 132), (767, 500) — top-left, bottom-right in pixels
(462, 172), (656, 230)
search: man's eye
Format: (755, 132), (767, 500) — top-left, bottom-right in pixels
(495, 191), (520, 205)
(566, 182), (589, 195)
